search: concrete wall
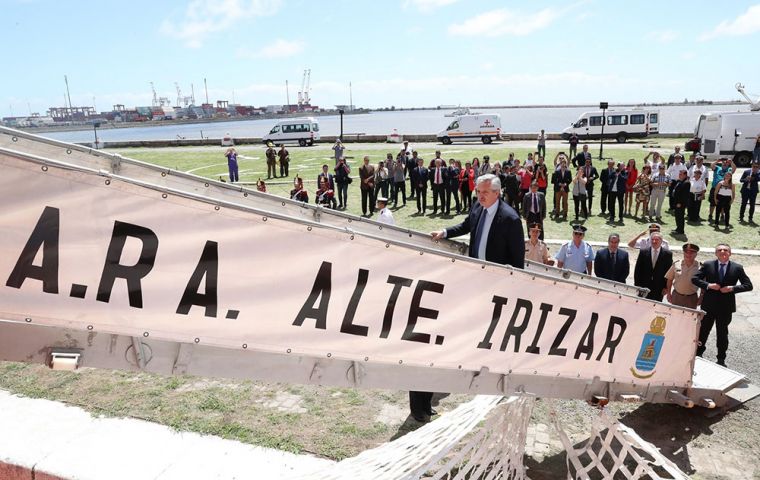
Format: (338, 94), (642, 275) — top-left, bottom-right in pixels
(88, 133), (692, 149)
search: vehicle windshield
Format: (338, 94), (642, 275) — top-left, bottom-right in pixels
(269, 126), (280, 134)
(447, 121), (459, 131)
(695, 114), (705, 135)
(312, 123), (319, 132)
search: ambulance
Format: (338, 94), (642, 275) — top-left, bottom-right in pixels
(437, 114), (502, 144)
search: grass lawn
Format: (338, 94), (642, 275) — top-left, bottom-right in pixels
(113, 141), (760, 252)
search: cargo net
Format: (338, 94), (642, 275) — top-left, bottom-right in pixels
(293, 395), (534, 480)
(550, 404), (690, 480)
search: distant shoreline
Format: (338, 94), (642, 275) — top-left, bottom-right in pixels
(12, 100), (746, 135)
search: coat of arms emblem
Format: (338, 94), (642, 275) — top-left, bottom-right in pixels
(630, 316), (666, 379)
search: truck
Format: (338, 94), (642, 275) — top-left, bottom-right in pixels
(262, 117), (320, 146)
(685, 84), (760, 167)
(561, 109), (659, 143)
(437, 114), (501, 144)
(685, 111), (760, 167)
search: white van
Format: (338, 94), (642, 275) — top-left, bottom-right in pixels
(263, 117), (320, 146)
(686, 111), (760, 167)
(437, 114), (502, 144)
(562, 109), (659, 143)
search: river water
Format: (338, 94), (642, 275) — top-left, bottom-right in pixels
(40, 104), (750, 143)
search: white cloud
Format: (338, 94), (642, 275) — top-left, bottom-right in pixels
(236, 39), (305, 59)
(681, 52), (697, 60)
(161, 0), (282, 48)
(403, 0), (459, 13)
(646, 30), (678, 43)
(700, 4), (760, 40)
(448, 7), (562, 37)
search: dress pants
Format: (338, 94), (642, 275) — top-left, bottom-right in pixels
(607, 191), (624, 221)
(697, 313), (732, 363)
(361, 188), (375, 215)
(688, 194), (702, 221)
(674, 206), (686, 233)
(415, 186), (427, 213)
(337, 182), (348, 208)
(409, 391), (433, 419)
(393, 181), (406, 206)
(740, 191), (757, 220)
(446, 186), (460, 214)
(573, 194), (587, 218)
(431, 183), (446, 213)
(586, 186), (594, 214)
(600, 188), (609, 214)
(649, 189), (666, 217)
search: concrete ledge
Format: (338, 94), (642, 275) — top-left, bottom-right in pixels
(0, 390), (333, 480)
(83, 133), (693, 149)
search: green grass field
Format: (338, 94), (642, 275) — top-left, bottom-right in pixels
(114, 141), (760, 252)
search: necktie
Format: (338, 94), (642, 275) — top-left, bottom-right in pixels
(586, 165), (590, 178)
(532, 194), (538, 213)
(472, 209), (489, 259)
(652, 249), (658, 268)
(719, 263), (726, 283)
(611, 252), (617, 270)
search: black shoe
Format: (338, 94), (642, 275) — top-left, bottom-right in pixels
(412, 412), (430, 423)
(427, 408), (438, 416)
(717, 360), (726, 367)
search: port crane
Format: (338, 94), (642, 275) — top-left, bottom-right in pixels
(150, 82), (171, 108)
(735, 82), (760, 111)
(174, 82), (195, 107)
(297, 68), (311, 109)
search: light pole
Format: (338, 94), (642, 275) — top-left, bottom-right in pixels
(338, 109), (344, 141)
(92, 121), (101, 149)
(598, 102), (608, 161)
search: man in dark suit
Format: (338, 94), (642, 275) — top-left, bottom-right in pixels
(429, 157), (447, 214)
(359, 156), (376, 216)
(594, 233), (630, 283)
(582, 160), (599, 215)
(420, 174), (525, 423)
(633, 232), (673, 301)
(672, 170), (691, 234)
(607, 162), (628, 224)
(599, 160), (615, 216)
(692, 243), (753, 366)
(551, 160), (572, 219)
(432, 173), (525, 267)
(411, 157), (429, 214)
(572, 144), (591, 168)
(522, 182), (546, 240)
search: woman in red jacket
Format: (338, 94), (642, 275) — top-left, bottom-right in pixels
(624, 158), (638, 216)
(460, 161), (476, 212)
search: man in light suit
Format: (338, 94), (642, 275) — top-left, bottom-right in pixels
(522, 181), (546, 240)
(692, 243), (753, 366)
(414, 174), (524, 423)
(633, 232), (673, 301)
(593, 233), (630, 283)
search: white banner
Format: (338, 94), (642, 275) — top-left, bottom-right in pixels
(0, 152), (700, 387)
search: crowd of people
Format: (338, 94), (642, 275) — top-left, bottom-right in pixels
(224, 138), (758, 422)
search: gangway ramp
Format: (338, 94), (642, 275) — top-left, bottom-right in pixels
(0, 129), (750, 410)
(0, 126), (646, 298)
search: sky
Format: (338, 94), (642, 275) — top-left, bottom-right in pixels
(2, 0), (760, 117)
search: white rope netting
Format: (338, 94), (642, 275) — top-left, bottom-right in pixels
(551, 406), (689, 480)
(294, 395), (535, 480)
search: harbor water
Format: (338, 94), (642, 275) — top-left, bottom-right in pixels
(40, 104), (750, 144)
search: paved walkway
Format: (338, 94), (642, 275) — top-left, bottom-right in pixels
(0, 390), (333, 480)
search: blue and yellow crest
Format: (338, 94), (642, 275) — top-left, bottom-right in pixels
(630, 316), (666, 379)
